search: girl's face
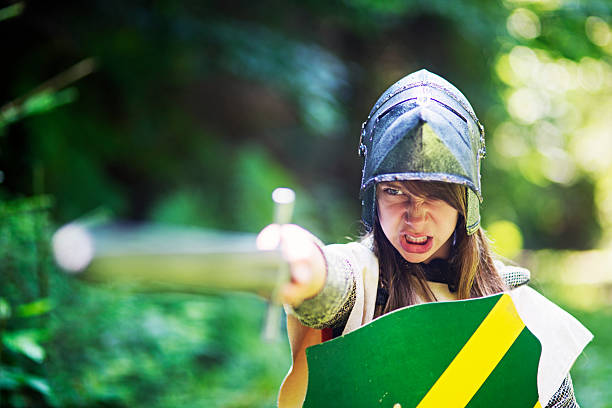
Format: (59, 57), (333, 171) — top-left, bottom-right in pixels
(376, 182), (459, 264)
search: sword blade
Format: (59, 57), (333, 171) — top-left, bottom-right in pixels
(53, 223), (285, 299)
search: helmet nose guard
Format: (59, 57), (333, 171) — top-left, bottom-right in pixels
(359, 69), (486, 235)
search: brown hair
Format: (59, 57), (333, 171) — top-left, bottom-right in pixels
(372, 181), (507, 318)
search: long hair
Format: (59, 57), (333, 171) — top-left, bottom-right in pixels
(372, 181), (507, 318)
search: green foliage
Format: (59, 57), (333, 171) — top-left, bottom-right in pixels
(0, 197), (54, 407)
(1, 0), (612, 406)
(570, 307), (612, 408)
(45, 283), (289, 407)
(205, 20), (349, 135)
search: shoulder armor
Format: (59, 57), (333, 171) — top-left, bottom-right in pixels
(494, 260), (530, 288)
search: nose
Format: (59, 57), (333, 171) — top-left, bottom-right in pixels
(404, 202), (426, 228)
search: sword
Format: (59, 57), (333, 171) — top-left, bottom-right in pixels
(51, 190), (295, 301)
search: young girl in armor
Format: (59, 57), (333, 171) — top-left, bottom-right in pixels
(257, 69), (591, 408)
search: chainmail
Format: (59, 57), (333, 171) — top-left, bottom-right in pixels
(499, 265), (531, 289)
(545, 374), (579, 408)
(291, 251), (356, 329)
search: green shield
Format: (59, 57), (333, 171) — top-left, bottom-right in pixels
(304, 294), (541, 408)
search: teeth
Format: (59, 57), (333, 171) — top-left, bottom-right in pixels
(405, 234), (428, 244)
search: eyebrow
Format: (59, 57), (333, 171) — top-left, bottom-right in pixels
(379, 182), (403, 188)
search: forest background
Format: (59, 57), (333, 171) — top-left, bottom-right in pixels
(1, 0), (612, 407)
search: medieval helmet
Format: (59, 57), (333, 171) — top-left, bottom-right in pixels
(359, 69), (486, 235)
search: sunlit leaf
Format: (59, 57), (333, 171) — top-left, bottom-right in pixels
(17, 298), (54, 318)
(24, 377), (51, 396)
(23, 88), (78, 117)
(2, 330), (46, 363)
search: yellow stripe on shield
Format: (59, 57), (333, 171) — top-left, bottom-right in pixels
(416, 294), (526, 408)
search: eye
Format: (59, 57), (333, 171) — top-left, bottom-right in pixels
(382, 187), (403, 196)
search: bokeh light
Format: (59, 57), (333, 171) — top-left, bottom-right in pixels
(487, 220), (524, 259)
(585, 16), (612, 48)
(506, 8), (541, 40)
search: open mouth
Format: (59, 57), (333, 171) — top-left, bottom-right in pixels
(404, 234), (429, 245)
(400, 233), (434, 254)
